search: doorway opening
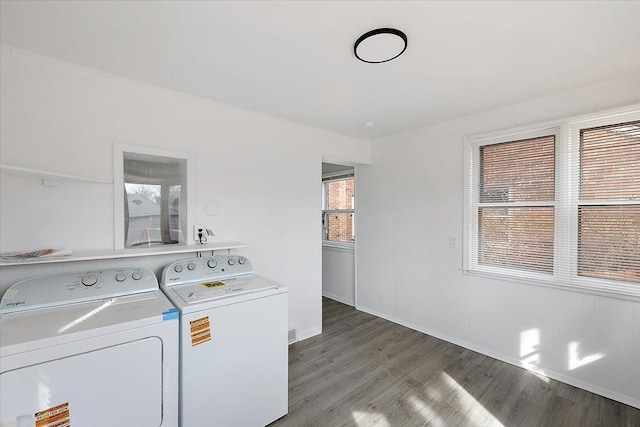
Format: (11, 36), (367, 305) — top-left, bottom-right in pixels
(321, 162), (356, 306)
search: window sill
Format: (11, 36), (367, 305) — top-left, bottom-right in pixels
(322, 241), (355, 250)
(0, 241), (248, 267)
(461, 269), (640, 302)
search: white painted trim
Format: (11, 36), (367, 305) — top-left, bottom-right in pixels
(463, 105), (640, 301)
(296, 327), (322, 342)
(322, 291), (354, 307)
(322, 242), (355, 251)
(355, 304), (640, 409)
(113, 142), (195, 250)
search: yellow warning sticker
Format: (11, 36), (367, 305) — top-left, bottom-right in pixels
(201, 280), (226, 288)
(190, 316), (211, 346)
(35, 402), (71, 427)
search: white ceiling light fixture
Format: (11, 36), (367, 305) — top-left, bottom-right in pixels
(354, 28), (408, 63)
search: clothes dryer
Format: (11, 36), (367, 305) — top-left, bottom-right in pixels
(0, 267), (179, 427)
(161, 254), (288, 427)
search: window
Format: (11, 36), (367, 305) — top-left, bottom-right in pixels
(322, 173), (355, 244)
(123, 155), (186, 247)
(114, 144), (194, 249)
(465, 107), (640, 299)
(577, 121), (640, 283)
(478, 135), (556, 274)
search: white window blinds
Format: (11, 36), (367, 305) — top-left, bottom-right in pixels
(465, 107), (640, 299)
(577, 120), (640, 284)
(478, 135), (556, 274)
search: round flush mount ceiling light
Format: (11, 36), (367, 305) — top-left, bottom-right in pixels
(354, 28), (408, 63)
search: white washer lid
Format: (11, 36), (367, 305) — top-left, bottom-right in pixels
(0, 290), (178, 353)
(167, 275), (278, 306)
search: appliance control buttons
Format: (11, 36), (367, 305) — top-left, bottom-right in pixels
(132, 271), (143, 280)
(174, 264), (184, 273)
(238, 257), (246, 265)
(228, 258), (236, 266)
(187, 262), (196, 271)
(207, 259), (217, 269)
(81, 273), (99, 287)
(115, 272), (127, 282)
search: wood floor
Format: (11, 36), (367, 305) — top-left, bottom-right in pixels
(269, 297), (640, 427)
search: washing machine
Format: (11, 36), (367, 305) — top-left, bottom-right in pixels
(161, 254), (288, 427)
(0, 267), (179, 427)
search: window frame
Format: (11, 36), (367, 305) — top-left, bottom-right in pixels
(322, 172), (355, 248)
(114, 143), (195, 250)
(566, 110), (640, 297)
(463, 106), (640, 301)
(465, 126), (561, 283)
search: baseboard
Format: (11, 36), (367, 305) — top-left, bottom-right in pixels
(355, 304), (640, 410)
(322, 291), (355, 307)
(296, 326), (322, 342)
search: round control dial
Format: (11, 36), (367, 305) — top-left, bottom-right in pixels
(238, 257), (246, 265)
(132, 271), (143, 280)
(228, 258), (236, 266)
(81, 273), (99, 287)
(174, 264), (184, 273)
(115, 272), (127, 282)
(207, 259), (217, 269)
(187, 262), (196, 271)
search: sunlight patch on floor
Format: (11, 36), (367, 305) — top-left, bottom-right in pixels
(352, 410), (391, 427)
(407, 395), (446, 426)
(441, 372), (505, 427)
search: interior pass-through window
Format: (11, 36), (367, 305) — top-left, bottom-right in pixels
(114, 145), (193, 249)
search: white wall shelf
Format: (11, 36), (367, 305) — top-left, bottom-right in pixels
(0, 242), (248, 267)
(0, 164), (113, 184)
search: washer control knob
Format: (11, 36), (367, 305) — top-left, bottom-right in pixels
(207, 259), (217, 269)
(81, 273), (99, 287)
(238, 257), (246, 265)
(187, 262), (196, 271)
(132, 271), (143, 280)
(115, 272), (127, 282)
(228, 258), (236, 266)
(174, 264), (184, 273)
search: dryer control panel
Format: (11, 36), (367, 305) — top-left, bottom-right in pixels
(0, 268), (158, 314)
(162, 255), (253, 286)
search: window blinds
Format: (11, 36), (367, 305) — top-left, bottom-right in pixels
(478, 135), (556, 274)
(577, 120), (640, 283)
(466, 112), (640, 297)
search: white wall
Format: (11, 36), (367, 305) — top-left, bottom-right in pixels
(356, 76), (640, 408)
(322, 245), (355, 306)
(0, 46), (371, 340)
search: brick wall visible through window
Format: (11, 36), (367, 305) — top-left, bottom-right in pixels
(578, 121), (640, 283)
(323, 177), (355, 243)
(464, 110), (640, 299)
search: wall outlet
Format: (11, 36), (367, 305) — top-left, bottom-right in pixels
(449, 235), (458, 248)
(194, 225), (206, 243)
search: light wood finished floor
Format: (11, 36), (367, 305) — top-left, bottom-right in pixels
(269, 298), (640, 427)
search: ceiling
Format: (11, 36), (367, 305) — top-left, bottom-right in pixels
(1, 1), (640, 139)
